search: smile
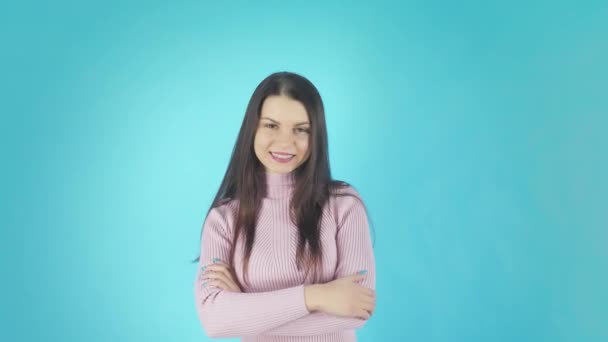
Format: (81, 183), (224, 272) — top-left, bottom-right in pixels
(270, 152), (295, 163)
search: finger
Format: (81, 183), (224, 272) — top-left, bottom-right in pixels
(208, 279), (230, 291)
(221, 268), (241, 291)
(201, 261), (233, 274)
(360, 294), (376, 307)
(209, 261), (231, 269)
(354, 308), (371, 320)
(359, 287), (375, 298)
(360, 299), (375, 312)
(207, 277), (238, 292)
(354, 270), (368, 277)
(229, 281), (241, 292)
(204, 263), (231, 273)
(347, 274), (365, 283)
(354, 293), (375, 314)
(204, 271), (240, 292)
(214, 278), (241, 293)
(352, 284), (373, 298)
(227, 282), (241, 292)
(205, 264), (235, 281)
(205, 265), (235, 281)
(204, 266), (235, 287)
(204, 271), (231, 285)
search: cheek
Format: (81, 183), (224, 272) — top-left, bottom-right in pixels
(253, 133), (266, 155)
(297, 139), (310, 155)
(254, 131), (266, 146)
(256, 135), (275, 156)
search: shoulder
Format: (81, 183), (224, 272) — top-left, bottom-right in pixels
(328, 181), (368, 224)
(204, 198), (239, 232)
(329, 181), (365, 205)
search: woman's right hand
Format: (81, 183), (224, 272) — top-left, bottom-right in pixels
(305, 273), (376, 319)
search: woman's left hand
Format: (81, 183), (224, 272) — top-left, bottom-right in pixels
(200, 262), (242, 293)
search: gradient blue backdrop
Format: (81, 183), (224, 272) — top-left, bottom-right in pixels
(1, 1), (606, 341)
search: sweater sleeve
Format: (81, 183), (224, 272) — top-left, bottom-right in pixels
(260, 190), (377, 336)
(193, 205), (310, 338)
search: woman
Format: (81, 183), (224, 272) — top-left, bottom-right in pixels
(193, 71), (376, 341)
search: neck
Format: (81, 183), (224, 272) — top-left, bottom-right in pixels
(265, 171), (295, 199)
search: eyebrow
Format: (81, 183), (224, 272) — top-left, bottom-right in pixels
(261, 116), (310, 126)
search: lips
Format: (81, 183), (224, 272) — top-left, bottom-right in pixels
(271, 151), (295, 156)
(270, 152), (295, 162)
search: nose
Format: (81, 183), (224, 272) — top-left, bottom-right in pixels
(275, 127), (295, 144)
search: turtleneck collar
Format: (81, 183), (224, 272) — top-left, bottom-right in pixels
(265, 171), (296, 199)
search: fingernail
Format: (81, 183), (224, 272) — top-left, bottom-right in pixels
(358, 270), (367, 275)
(200, 266), (207, 271)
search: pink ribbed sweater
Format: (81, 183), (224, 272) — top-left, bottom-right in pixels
(193, 171), (376, 341)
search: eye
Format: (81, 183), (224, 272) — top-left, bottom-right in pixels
(264, 123), (277, 129)
(295, 127), (311, 134)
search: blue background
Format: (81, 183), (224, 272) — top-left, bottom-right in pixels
(1, 1), (606, 341)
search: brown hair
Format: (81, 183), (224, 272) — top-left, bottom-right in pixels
(193, 71), (368, 287)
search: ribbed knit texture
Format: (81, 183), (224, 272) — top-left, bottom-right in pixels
(193, 171), (376, 342)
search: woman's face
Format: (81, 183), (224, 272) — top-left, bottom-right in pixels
(254, 95), (311, 174)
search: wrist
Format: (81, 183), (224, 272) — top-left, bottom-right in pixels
(304, 284), (325, 312)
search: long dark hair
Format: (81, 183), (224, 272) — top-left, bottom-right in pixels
(192, 71), (375, 287)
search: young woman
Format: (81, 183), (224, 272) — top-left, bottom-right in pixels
(193, 71), (376, 341)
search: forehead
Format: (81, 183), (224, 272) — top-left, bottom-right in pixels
(260, 95), (309, 124)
